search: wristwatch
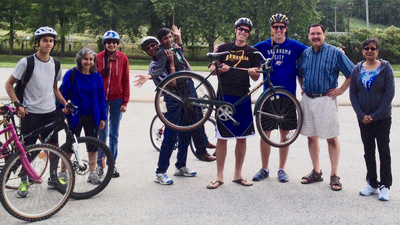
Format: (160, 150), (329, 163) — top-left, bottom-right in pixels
(14, 101), (23, 108)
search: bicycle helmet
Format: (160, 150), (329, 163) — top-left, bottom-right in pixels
(34, 26), (57, 41)
(102, 30), (120, 45)
(269, 14), (289, 26)
(141, 36), (160, 52)
(234, 17), (253, 31)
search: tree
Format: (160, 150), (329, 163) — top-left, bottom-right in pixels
(0, 0), (31, 54)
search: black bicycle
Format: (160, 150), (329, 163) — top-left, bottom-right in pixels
(149, 114), (216, 159)
(154, 47), (302, 148)
(20, 102), (114, 199)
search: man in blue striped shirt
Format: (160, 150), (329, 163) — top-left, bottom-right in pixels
(297, 23), (354, 191)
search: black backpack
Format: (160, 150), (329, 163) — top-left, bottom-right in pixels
(14, 55), (61, 103)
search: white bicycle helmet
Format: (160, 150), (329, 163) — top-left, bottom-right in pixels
(34, 26), (57, 40)
(102, 30), (120, 45)
(141, 36), (160, 52)
(234, 17), (253, 31)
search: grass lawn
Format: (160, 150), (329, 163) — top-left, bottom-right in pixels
(0, 54), (399, 75)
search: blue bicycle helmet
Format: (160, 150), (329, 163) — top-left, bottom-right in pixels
(102, 30), (120, 45)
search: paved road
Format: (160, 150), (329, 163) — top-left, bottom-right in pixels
(0, 69), (399, 224)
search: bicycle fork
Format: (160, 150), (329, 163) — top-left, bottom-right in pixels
(71, 135), (86, 170)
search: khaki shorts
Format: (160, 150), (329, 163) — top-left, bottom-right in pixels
(300, 95), (340, 139)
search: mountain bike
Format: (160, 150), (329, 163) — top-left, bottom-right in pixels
(154, 47), (302, 148)
(149, 114), (216, 159)
(0, 105), (75, 222)
(20, 102), (114, 200)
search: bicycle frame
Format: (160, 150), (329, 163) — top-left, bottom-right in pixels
(0, 106), (42, 183)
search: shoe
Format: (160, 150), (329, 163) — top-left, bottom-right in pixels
(379, 185), (390, 201)
(112, 166), (120, 178)
(359, 184), (378, 196)
(174, 166), (197, 177)
(198, 153), (216, 162)
(278, 169), (289, 182)
(16, 182), (29, 198)
(48, 173), (68, 189)
(206, 142), (216, 149)
(96, 166), (104, 178)
(87, 171), (101, 185)
(154, 173), (173, 185)
(252, 168), (269, 181)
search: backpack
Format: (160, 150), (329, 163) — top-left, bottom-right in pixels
(14, 55), (61, 103)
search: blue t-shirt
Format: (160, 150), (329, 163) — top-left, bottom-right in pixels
(254, 38), (307, 96)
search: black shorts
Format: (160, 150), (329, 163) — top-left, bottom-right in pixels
(261, 96), (298, 131)
(71, 115), (99, 153)
(21, 110), (59, 145)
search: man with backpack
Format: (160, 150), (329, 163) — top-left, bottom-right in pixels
(5, 26), (69, 198)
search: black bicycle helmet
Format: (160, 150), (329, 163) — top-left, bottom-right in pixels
(234, 17), (253, 31)
(141, 36), (160, 52)
(269, 14), (289, 26)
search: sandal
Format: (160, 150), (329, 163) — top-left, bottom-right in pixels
(330, 174), (342, 191)
(232, 179), (253, 187)
(207, 181), (224, 189)
(301, 169), (323, 184)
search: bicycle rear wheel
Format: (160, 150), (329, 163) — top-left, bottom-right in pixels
(155, 72), (215, 132)
(0, 144), (74, 222)
(149, 115), (181, 152)
(255, 89), (302, 148)
(61, 136), (114, 200)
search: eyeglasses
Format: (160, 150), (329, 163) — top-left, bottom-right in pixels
(237, 27), (250, 34)
(272, 26), (286, 30)
(146, 43), (157, 51)
(363, 47), (377, 51)
(105, 40), (118, 45)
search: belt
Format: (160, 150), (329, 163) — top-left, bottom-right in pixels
(305, 93), (327, 98)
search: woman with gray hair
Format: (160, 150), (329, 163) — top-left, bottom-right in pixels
(60, 47), (107, 185)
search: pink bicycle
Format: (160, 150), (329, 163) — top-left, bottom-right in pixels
(0, 105), (75, 222)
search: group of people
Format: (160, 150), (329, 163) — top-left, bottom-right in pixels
(7, 12), (395, 202)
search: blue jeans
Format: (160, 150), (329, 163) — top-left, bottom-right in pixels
(98, 98), (123, 166)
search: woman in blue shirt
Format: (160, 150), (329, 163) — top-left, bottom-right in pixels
(61, 47), (107, 185)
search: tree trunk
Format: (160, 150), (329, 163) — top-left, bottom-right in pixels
(8, 17), (14, 55)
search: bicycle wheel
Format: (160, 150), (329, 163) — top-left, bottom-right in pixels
(255, 89), (303, 148)
(190, 117), (216, 159)
(0, 144), (74, 222)
(155, 71), (215, 132)
(61, 136), (114, 200)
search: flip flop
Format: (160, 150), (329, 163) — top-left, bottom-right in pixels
(207, 181), (224, 189)
(232, 179), (253, 186)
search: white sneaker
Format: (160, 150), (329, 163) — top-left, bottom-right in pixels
(174, 166), (197, 177)
(87, 171), (101, 185)
(379, 185), (390, 201)
(155, 173), (173, 185)
(359, 184), (378, 196)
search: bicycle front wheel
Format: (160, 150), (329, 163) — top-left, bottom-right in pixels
(255, 89), (303, 148)
(61, 136), (114, 200)
(155, 72), (215, 132)
(0, 144), (74, 222)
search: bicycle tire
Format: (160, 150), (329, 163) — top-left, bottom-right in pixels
(255, 89), (303, 148)
(61, 136), (114, 200)
(149, 115), (181, 152)
(155, 71), (215, 132)
(0, 144), (74, 222)
(190, 117), (216, 159)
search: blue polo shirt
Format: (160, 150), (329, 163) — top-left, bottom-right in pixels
(297, 42), (354, 94)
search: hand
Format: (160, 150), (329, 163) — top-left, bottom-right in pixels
(248, 68), (260, 81)
(214, 44), (220, 53)
(16, 106), (27, 118)
(165, 49), (174, 64)
(133, 74), (151, 88)
(120, 105), (127, 113)
(99, 120), (105, 129)
(172, 25), (181, 38)
(327, 87), (345, 100)
(337, 47), (345, 55)
(362, 115), (373, 124)
(220, 63), (229, 73)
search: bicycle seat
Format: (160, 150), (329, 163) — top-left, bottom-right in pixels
(206, 51), (230, 61)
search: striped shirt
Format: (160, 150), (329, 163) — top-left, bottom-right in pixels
(297, 43), (354, 94)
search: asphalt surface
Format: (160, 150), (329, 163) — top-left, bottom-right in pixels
(0, 68), (399, 224)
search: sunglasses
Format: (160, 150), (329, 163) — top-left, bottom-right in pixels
(146, 43), (157, 51)
(272, 26), (286, 30)
(237, 27), (250, 34)
(105, 40), (118, 45)
(363, 47), (377, 51)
